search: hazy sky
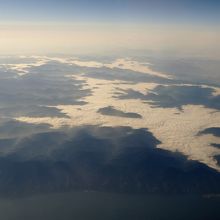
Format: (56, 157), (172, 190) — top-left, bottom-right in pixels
(0, 0), (219, 56)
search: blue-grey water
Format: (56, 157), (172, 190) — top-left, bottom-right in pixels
(0, 192), (219, 220)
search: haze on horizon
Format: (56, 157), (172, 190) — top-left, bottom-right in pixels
(0, 0), (219, 57)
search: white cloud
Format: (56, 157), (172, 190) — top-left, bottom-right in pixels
(16, 74), (220, 171)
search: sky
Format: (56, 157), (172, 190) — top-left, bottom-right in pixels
(0, 0), (219, 56)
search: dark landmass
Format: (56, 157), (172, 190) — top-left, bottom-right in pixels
(149, 57), (220, 87)
(199, 127), (220, 137)
(0, 62), (90, 120)
(0, 105), (70, 118)
(214, 155), (220, 166)
(116, 85), (220, 110)
(0, 120), (51, 139)
(0, 125), (219, 197)
(199, 128), (220, 166)
(212, 144), (220, 149)
(97, 106), (142, 118)
(83, 66), (178, 85)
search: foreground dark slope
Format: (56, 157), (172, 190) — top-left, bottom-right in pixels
(0, 125), (219, 196)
